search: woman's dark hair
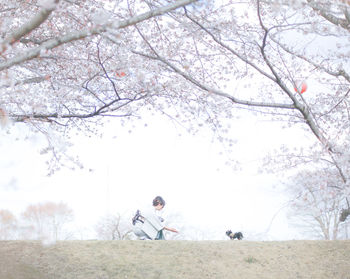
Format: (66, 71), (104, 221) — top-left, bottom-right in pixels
(153, 196), (165, 207)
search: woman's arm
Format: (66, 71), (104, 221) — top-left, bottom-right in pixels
(164, 226), (179, 233)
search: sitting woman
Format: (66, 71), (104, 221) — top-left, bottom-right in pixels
(132, 196), (178, 240)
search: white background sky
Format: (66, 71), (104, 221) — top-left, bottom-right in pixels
(0, 111), (312, 240)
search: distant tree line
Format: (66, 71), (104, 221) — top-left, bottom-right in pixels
(1, 199), (349, 241)
(0, 201), (73, 241)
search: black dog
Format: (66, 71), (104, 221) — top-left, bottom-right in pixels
(226, 230), (243, 240)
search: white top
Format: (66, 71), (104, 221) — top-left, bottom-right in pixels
(135, 207), (165, 240)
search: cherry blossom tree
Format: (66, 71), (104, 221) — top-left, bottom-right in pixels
(1, 0), (350, 220)
(287, 169), (347, 239)
(0, 0), (200, 171)
(131, 0), (350, 221)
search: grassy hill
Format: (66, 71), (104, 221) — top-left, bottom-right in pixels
(0, 240), (349, 279)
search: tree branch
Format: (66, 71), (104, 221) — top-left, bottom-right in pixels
(257, 1), (335, 149)
(136, 49), (297, 110)
(0, 0), (59, 50)
(9, 95), (146, 123)
(0, 76), (49, 88)
(0, 0), (198, 71)
(96, 41), (121, 100)
(184, 8), (277, 82)
(307, 0), (350, 32)
(269, 36), (350, 83)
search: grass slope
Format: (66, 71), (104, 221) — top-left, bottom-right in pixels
(0, 240), (349, 279)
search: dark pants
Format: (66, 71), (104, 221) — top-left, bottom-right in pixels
(155, 230), (165, 240)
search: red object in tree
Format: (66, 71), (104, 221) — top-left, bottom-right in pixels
(116, 71), (126, 77)
(294, 82), (307, 94)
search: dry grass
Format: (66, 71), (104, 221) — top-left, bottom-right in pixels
(0, 240), (349, 279)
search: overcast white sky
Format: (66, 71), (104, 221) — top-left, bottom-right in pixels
(0, 110), (313, 240)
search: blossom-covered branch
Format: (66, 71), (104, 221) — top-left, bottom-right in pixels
(0, 0), (197, 71)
